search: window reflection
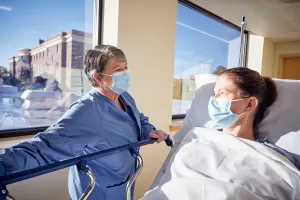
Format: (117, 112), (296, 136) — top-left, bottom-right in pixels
(172, 3), (242, 115)
(0, 0), (94, 131)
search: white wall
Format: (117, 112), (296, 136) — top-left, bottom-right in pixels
(1, 135), (69, 200)
(246, 34), (278, 78)
(103, 0), (178, 198)
(7, 170), (69, 200)
(227, 37), (240, 68)
(261, 38), (275, 77)
(246, 34), (264, 73)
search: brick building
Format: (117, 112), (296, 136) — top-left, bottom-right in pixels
(9, 49), (32, 81)
(9, 30), (93, 92)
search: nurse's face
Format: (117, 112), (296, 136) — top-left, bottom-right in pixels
(214, 74), (254, 115)
(100, 58), (128, 86)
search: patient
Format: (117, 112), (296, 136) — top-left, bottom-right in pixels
(209, 67), (300, 170)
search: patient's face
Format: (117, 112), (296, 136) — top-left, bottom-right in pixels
(214, 74), (249, 115)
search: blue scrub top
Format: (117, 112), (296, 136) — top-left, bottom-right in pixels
(0, 89), (156, 200)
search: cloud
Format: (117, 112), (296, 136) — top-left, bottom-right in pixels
(0, 6), (12, 11)
(176, 21), (229, 43)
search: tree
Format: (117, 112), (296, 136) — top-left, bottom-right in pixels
(212, 66), (226, 75)
(0, 66), (11, 85)
(0, 66), (7, 77)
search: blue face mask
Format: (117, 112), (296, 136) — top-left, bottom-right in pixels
(90, 70), (131, 94)
(102, 70), (131, 94)
(208, 96), (246, 129)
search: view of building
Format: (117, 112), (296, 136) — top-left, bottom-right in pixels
(9, 30), (93, 92)
(9, 49), (31, 81)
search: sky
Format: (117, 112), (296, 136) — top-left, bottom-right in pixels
(0, 0), (93, 69)
(0, 1), (240, 78)
(174, 3), (241, 78)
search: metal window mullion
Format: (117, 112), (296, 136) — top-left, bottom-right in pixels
(93, 0), (103, 48)
(238, 16), (247, 68)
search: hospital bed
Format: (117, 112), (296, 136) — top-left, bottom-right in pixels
(150, 78), (300, 194)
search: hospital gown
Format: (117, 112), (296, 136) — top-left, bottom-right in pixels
(0, 89), (156, 200)
(204, 121), (300, 170)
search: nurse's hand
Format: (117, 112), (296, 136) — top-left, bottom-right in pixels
(149, 130), (168, 143)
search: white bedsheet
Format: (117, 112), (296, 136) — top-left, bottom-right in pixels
(142, 128), (300, 200)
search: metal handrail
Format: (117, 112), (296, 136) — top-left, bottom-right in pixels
(0, 139), (156, 185)
(0, 135), (173, 200)
(126, 155), (143, 200)
(79, 170), (96, 200)
(0, 139), (158, 199)
(6, 195), (15, 200)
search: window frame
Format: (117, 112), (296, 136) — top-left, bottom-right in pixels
(172, 0), (249, 119)
(0, 0), (103, 138)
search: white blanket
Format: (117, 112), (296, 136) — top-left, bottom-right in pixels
(142, 128), (300, 200)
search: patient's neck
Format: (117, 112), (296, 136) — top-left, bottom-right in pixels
(223, 119), (256, 141)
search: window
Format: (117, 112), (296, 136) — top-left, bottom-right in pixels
(172, 1), (245, 116)
(0, 0), (100, 135)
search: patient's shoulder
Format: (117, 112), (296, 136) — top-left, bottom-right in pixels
(259, 139), (300, 170)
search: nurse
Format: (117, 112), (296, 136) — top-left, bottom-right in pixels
(0, 45), (168, 200)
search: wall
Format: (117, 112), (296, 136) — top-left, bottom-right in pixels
(102, 0), (177, 199)
(246, 33), (264, 74)
(273, 40), (300, 78)
(7, 170), (69, 200)
(0, 135), (69, 200)
(227, 37), (240, 68)
(261, 38), (275, 77)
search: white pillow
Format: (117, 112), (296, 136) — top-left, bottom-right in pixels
(259, 79), (300, 153)
(174, 82), (214, 143)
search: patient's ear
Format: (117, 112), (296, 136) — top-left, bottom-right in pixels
(244, 97), (258, 112)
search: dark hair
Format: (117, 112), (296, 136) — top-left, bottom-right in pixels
(219, 68), (278, 133)
(84, 45), (127, 87)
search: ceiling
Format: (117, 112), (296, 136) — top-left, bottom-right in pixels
(189, 0), (300, 42)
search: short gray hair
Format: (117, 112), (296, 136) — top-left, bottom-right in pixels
(84, 45), (127, 87)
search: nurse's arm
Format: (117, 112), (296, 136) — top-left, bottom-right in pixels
(140, 113), (156, 140)
(0, 102), (102, 176)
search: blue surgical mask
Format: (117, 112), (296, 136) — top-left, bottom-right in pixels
(90, 70), (131, 94)
(208, 96), (246, 129)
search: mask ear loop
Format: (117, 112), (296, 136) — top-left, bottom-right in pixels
(231, 97), (249, 102)
(232, 97), (251, 115)
(89, 70), (110, 88)
(99, 72), (112, 77)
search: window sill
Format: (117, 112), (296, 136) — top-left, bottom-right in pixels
(0, 127), (48, 138)
(0, 134), (34, 150)
(169, 119), (184, 132)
